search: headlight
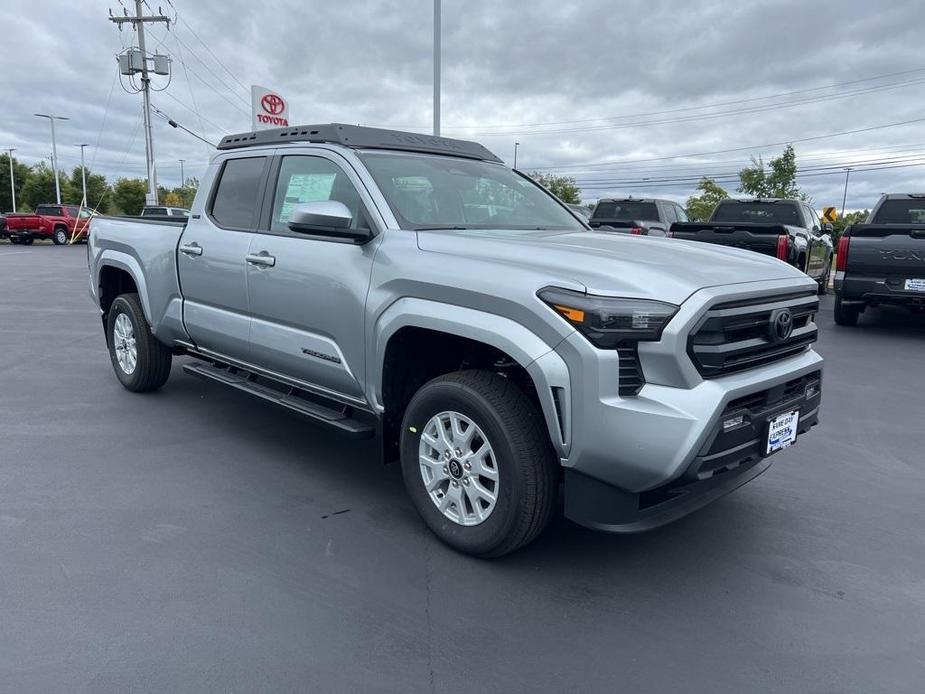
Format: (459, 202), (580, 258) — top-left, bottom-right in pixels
(538, 287), (678, 348)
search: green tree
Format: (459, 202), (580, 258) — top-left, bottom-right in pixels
(0, 153), (32, 213)
(738, 144), (806, 200)
(529, 172), (581, 204)
(21, 162), (74, 210)
(110, 178), (147, 215)
(69, 166), (112, 213)
(156, 177), (198, 209)
(832, 209), (868, 240)
(685, 177), (729, 221)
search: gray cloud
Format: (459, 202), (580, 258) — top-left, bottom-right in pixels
(1, 0), (923, 209)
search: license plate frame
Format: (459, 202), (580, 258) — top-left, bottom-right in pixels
(766, 409), (800, 455)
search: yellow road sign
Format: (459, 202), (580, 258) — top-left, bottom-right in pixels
(822, 206), (838, 223)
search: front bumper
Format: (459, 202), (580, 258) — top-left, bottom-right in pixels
(564, 369), (820, 532)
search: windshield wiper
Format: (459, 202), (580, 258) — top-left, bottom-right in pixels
(414, 225), (470, 231)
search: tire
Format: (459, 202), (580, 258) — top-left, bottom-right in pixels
(9, 237), (19, 245)
(817, 264), (830, 295)
(400, 370), (558, 557)
(22, 237), (33, 245)
(834, 295), (861, 326)
(106, 293), (172, 392)
(53, 228), (68, 245)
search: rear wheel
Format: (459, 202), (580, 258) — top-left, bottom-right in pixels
(400, 370), (558, 557)
(9, 237), (19, 245)
(817, 263), (830, 295)
(834, 296), (861, 326)
(106, 293), (172, 392)
(22, 237), (33, 246)
(53, 228), (68, 245)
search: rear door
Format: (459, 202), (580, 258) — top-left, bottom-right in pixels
(178, 155), (269, 360)
(244, 151), (380, 399)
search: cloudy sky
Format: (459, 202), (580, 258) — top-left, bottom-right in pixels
(2, 0), (924, 210)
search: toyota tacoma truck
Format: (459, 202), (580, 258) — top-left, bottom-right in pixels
(588, 197), (687, 236)
(833, 193), (925, 325)
(670, 199), (834, 293)
(87, 124), (823, 557)
(6, 204), (92, 245)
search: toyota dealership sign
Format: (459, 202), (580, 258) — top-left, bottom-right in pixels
(251, 85), (290, 130)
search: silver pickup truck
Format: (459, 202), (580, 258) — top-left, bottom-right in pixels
(88, 124), (823, 556)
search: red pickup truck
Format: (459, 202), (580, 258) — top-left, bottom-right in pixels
(5, 204), (92, 245)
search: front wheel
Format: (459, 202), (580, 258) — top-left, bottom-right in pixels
(400, 370), (558, 557)
(22, 237), (34, 246)
(9, 237), (20, 245)
(106, 293), (172, 392)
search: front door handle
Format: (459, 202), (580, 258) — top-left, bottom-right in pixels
(246, 251), (276, 268)
(179, 242), (203, 257)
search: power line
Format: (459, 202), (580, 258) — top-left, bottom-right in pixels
(175, 13), (249, 93)
(527, 116), (925, 171)
(380, 66), (925, 131)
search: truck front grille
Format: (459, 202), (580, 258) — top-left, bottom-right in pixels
(688, 291), (819, 378)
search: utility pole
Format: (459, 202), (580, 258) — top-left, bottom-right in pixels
(34, 113), (68, 204)
(513, 142), (520, 169)
(6, 147), (15, 213)
(76, 144), (88, 206)
(841, 168), (852, 217)
(179, 159), (185, 188)
(433, 0), (441, 137)
(110, 1), (170, 205)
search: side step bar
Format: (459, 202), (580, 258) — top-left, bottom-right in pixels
(183, 361), (376, 439)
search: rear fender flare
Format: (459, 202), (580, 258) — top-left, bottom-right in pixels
(96, 250), (153, 324)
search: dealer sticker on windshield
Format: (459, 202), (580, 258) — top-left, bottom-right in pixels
(904, 278), (925, 292)
(767, 410), (800, 455)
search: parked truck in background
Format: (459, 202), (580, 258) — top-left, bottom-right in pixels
(588, 197), (687, 236)
(670, 199), (834, 293)
(833, 193), (925, 325)
(87, 124), (823, 556)
(5, 204), (92, 245)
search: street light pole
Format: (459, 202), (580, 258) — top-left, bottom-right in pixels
(76, 144), (88, 206)
(433, 0), (441, 137)
(179, 159), (185, 188)
(513, 142), (520, 169)
(6, 147), (15, 213)
(34, 113), (69, 204)
(841, 168), (852, 217)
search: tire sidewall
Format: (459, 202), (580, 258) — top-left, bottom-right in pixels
(107, 296), (146, 389)
(54, 229), (67, 245)
(400, 379), (526, 556)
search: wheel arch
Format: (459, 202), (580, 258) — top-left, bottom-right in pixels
(371, 298), (571, 462)
(96, 252), (152, 326)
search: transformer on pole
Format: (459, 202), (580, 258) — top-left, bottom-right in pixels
(109, 2), (171, 206)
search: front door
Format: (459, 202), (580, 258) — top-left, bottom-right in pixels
(245, 152), (379, 400)
(178, 155), (269, 360)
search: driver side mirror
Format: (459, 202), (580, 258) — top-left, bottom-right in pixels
(287, 201), (371, 243)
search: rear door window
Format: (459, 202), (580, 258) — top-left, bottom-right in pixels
(210, 157), (268, 230)
(35, 206), (62, 216)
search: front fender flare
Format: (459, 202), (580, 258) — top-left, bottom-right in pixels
(370, 298), (572, 456)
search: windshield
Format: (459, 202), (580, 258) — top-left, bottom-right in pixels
(591, 201), (658, 222)
(872, 199), (925, 224)
(712, 202), (801, 224)
(358, 151), (585, 231)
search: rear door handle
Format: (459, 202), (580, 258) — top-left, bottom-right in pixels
(246, 251), (276, 267)
(179, 242), (203, 257)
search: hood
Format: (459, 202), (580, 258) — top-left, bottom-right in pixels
(416, 228), (810, 305)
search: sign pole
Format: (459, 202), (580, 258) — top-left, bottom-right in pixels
(433, 0), (441, 137)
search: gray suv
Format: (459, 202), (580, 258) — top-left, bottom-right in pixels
(88, 124), (823, 556)
(589, 197), (688, 236)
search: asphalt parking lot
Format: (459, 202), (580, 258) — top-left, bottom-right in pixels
(1, 242), (923, 694)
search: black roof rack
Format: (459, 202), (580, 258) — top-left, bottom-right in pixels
(216, 123), (503, 162)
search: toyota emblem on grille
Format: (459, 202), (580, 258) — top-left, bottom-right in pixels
(769, 308), (794, 342)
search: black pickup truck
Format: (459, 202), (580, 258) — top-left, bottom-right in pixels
(670, 199), (834, 293)
(833, 193), (925, 325)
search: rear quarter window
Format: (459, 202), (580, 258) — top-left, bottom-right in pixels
(210, 157), (267, 229)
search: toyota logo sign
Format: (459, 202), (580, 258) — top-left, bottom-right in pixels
(261, 93), (285, 115)
(251, 85), (290, 129)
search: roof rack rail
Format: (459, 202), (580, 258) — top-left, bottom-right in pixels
(216, 123), (503, 162)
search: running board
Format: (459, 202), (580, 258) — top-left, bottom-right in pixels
(183, 361), (376, 439)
